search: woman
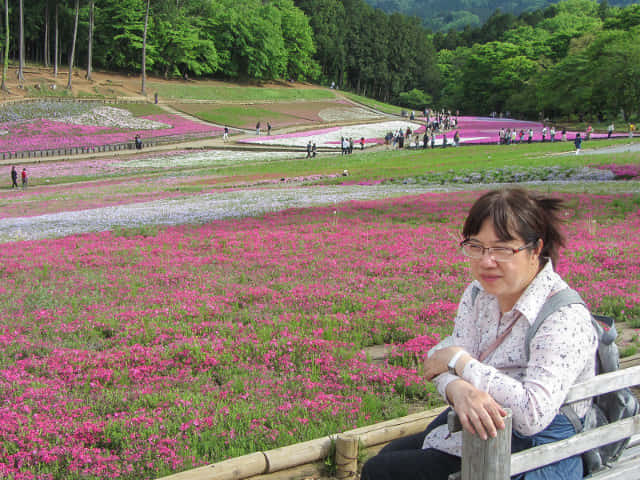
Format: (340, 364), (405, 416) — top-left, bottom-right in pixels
(361, 188), (597, 480)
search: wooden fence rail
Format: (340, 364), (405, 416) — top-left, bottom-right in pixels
(448, 364), (640, 480)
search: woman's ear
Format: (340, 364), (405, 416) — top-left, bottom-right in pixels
(533, 238), (544, 258)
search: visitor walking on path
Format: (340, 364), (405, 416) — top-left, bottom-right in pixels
(312, 143), (317, 158)
(267, 122), (272, 136)
(21, 168), (27, 189)
(223, 126), (229, 142)
(11, 166), (18, 188)
(306, 141), (312, 158)
(574, 133), (582, 155)
(608, 123), (614, 138)
(256, 121), (261, 136)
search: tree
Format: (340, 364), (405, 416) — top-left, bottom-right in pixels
(87, 0), (94, 80)
(44, 1), (50, 68)
(54, 1), (58, 76)
(1, 0), (8, 92)
(66, 0), (79, 90)
(274, 0), (318, 80)
(18, 0), (24, 84)
(141, 0), (149, 93)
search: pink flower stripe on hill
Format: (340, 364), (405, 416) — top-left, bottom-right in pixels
(0, 115), (222, 153)
(453, 116), (631, 144)
(0, 192), (638, 479)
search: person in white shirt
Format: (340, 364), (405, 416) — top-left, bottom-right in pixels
(361, 188), (597, 480)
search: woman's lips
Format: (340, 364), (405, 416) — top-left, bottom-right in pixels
(480, 274), (501, 283)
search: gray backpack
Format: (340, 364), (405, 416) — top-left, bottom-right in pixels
(471, 286), (640, 475)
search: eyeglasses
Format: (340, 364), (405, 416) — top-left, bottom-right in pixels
(460, 240), (537, 262)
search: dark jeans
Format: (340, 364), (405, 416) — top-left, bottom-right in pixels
(361, 409), (459, 480)
(361, 409), (582, 480)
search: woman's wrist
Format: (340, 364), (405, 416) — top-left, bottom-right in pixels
(454, 353), (473, 376)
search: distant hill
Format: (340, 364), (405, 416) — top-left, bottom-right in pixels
(364, 0), (636, 30)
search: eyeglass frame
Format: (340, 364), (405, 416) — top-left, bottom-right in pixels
(459, 239), (539, 262)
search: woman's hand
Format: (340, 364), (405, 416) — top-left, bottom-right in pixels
(423, 346), (465, 381)
(445, 379), (507, 440)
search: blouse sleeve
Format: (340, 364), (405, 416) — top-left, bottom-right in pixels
(432, 283), (482, 401)
(459, 304), (596, 435)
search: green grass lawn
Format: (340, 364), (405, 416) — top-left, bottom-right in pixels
(204, 139), (640, 185)
(341, 92), (405, 115)
(149, 82), (337, 102)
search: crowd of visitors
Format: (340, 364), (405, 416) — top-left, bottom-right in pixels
(341, 137), (354, 155)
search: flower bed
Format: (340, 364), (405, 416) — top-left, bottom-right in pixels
(0, 191), (638, 479)
(0, 106), (222, 154)
(592, 164), (640, 180)
(239, 121), (424, 148)
(239, 116), (631, 148)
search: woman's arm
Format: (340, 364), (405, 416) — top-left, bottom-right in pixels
(427, 283), (481, 395)
(457, 304), (596, 435)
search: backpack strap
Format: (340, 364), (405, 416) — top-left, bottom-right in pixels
(525, 288), (587, 434)
(524, 288), (586, 362)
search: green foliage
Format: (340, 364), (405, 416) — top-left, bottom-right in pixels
(398, 89), (432, 110)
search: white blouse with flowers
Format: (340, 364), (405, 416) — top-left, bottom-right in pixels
(423, 261), (598, 456)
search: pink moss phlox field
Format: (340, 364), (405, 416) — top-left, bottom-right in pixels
(592, 164), (640, 180)
(0, 116), (222, 153)
(0, 191), (638, 479)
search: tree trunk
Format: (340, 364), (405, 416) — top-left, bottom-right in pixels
(66, 0), (79, 90)
(87, 0), (94, 80)
(44, 2), (50, 68)
(141, 0), (150, 94)
(1, 0), (8, 92)
(54, 2), (58, 76)
(18, 0), (24, 84)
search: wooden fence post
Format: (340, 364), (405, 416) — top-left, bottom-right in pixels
(450, 409), (512, 480)
(335, 434), (359, 479)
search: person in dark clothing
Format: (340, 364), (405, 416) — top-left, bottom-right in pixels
(11, 166), (18, 188)
(312, 143), (317, 157)
(306, 141), (312, 158)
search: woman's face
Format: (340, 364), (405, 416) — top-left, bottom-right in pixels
(467, 218), (541, 313)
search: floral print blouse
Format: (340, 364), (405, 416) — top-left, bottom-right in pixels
(423, 261), (597, 456)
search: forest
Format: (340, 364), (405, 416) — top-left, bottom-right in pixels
(1, 0), (639, 121)
(364, 0), (636, 32)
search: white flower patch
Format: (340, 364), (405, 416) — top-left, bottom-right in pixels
(318, 106), (384, 122)
(59, 106), (170, 130)
(119, 149), (307, 169)
(0, 184), (460, 242)
(242, 120), (423, 148)
(0, 129), (8, 136)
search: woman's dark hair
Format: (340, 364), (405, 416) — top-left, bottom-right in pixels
(462, 188), (566, 265)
